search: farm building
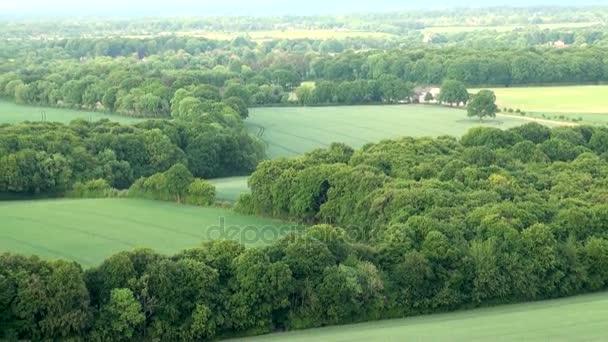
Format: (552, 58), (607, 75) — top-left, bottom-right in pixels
(415, 87), (441, 103)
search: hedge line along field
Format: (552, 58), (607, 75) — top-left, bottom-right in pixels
(0, 198), (299, 267)
(247, 104), (561, 158)
(238, 292), (608, 342)
(0, 101), (141, 124)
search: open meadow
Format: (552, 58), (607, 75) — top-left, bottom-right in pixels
(247, 105), (561, 158)
(473, 85), (608, 124)
(423, 21), (600, 33)
(0, 198), (299, 267)
(238, 292), (608, 342)
(0, 101), (141, 124)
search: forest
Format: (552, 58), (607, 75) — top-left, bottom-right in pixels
(2, 5), (608, 341)
(3, 124), (608, 340)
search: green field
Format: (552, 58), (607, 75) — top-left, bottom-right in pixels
(0, 198), (298, 267)
(247, 105), (560, 158)
(473, 85), (608, 124)
(237, 292), (608, 341)
(424, 21), (600, 33)
(210, 176), (250, 202)
(0, 101), (141, 124)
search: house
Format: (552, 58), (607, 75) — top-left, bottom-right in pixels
(415, 87), (441, 104)
(553, 40), (567, 48)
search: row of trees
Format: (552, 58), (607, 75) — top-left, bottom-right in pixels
(1, 7), (606, 38)
(3, 35), (608, 118)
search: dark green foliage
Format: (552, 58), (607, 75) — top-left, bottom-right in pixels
(0, 118), (263, 197)
(467, 90), (497, 120)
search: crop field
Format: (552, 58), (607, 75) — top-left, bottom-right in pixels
(0, 101), (141, 124)
(210, 176), (250, 202)
(473, 85), (608, 122)
(238, 291), (608, 342)
(247, 105), (561, 158)
(0, 198), (298, 267)
(424, 21), (600, 33)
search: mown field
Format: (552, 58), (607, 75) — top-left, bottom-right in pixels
(473, 85), (608, 124)
(238, 292), (608, 341)
(0, 101), (140, 124)
(247, 105), (559, 158)
(0, 198), (299, 267)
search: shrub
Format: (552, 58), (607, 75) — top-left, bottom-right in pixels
(234, 193), (255, 215)
(69, 179), (113, 198)
(184, 179), (216, 206)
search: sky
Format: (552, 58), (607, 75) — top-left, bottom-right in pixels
(0, 0), (601, 17)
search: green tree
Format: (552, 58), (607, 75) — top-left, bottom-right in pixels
(164, 163), (194, 203)
(93, 288), (144, 341)
(438, 80), (469, 106)
(467, 90), (497, 121)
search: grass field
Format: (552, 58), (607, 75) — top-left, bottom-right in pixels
(424, 21), (600, 33)
(0, 198), (298, 267)
(210, 176), (250, 202)
(247, 105), (560, 158)
(472, 85), (608, 124)
(0, 101), (140, 124)
(237, 291), (608, 341)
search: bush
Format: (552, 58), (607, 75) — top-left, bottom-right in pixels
(184, 179), (216, 206)
(234, 193), (255, 215)
(68, 179), (113, 198)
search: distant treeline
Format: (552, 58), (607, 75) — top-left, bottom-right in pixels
(1, 7), (606, 37)
(4, 123), (608, 340)
(2, 37), (608, 117)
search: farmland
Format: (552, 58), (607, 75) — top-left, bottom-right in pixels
(472, 85), (608, 124)
(246, 105), (562, 158)
(207, 105), (567, 201)
(423, 21), (600, 33)
(239, 292), (608, 342)
(0, 101), (141, 124)
(154, 29), (394, 41)
(0, 198), (299, 267)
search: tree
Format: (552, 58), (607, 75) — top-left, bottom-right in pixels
(295, 84), (315, 105)
(467, 90), (497, 121)
(186, 179), (216, 206)
(164, 163), (193, 203)
(438, 80), (469, 106)
(224, 96), (249, 119)
(93, 288), (144, 341)
(424, 92), (434, 102)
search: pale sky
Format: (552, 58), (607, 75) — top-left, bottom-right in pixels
(0, 0), (596, 17)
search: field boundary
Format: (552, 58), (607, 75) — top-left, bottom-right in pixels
(496, 113), (578, 127)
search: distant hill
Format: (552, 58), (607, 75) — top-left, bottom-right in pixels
(0, 0), (605, 18)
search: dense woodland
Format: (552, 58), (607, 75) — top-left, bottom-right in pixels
(2, 37), (608, 115)
(3, 124), (608, 340)
(0, 115), (263, 195)
(3, 7), (608, 341)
